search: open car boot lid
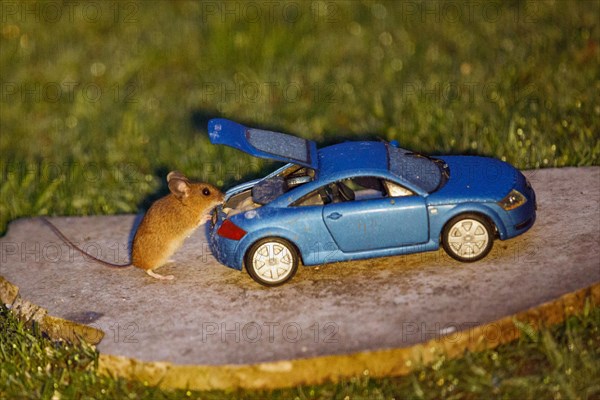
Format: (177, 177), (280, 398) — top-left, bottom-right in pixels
(208, 118), (319, 170)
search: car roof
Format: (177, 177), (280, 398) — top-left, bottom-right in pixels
(317, 141), (442, 193)
(316, 141), (389, 178)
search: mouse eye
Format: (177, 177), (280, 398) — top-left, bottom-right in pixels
(202, 188), (211, 196)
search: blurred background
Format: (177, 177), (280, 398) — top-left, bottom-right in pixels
(1, 0), (598, 232)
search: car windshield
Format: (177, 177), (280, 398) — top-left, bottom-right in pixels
(387, 145), (449, 193)
(252, 164), (315, 204)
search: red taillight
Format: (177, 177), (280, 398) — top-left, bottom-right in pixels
(217, 219), (247, 241)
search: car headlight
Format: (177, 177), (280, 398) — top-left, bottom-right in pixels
(498, 189), (527, 211)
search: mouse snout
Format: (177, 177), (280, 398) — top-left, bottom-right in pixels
(207, 186), (225, 208)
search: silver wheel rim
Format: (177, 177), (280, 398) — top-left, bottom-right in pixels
(447, 219), (489, 259)
(252, 242), (294, 283)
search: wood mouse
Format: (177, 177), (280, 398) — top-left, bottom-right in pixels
(41, 171), (224, 280)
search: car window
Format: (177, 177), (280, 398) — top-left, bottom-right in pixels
(292, 177), (416, 207)
(294, 190), (324, 206)
(292, 185), (332, 207)
(292, 177), (378, 207)
(384, 181), (415, 197)
(342, 177), (415, 200)
(342, 177), (385, 200)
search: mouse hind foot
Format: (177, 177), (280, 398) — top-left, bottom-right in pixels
(146, 269), (175, 280)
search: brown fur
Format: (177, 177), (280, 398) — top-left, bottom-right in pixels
(43, 171), (224, 280)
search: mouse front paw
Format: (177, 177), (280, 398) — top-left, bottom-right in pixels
(199, 214), (212, 225)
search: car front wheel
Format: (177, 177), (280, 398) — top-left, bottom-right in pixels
(442, 214), (494, 262)
(245, 238), (299, 286)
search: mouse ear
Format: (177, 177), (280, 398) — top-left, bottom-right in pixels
(168, 178), (191, 200)
(167, 171), (188, 183)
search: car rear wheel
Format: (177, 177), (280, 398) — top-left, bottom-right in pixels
(442, 214), (494, 262)
(245, 238), (299, 286)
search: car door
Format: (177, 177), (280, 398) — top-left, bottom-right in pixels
(322, 179), (429, 253)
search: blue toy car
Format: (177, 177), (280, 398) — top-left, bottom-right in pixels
(207, 118), (536, 286)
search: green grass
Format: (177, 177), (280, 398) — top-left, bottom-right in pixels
(1, 0), (599, 398)
(1, 303), (599, 399)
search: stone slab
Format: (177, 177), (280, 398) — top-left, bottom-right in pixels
(1, 167), (599, 366)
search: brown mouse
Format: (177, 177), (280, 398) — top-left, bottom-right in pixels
(41, 171), (224, 280)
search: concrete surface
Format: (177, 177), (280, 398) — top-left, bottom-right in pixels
(1, 167), (599, 367)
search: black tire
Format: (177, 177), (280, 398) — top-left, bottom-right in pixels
(245, 237), (299, 286)
(442, 213), (494, 262)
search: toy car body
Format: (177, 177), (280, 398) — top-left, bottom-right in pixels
(207, 118), (536, 286)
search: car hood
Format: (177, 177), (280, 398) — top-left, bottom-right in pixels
(427, 156), (518, 205)
(208, 119), (318, 169)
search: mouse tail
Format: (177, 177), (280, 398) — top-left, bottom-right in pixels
(40, 217), (132, 268)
